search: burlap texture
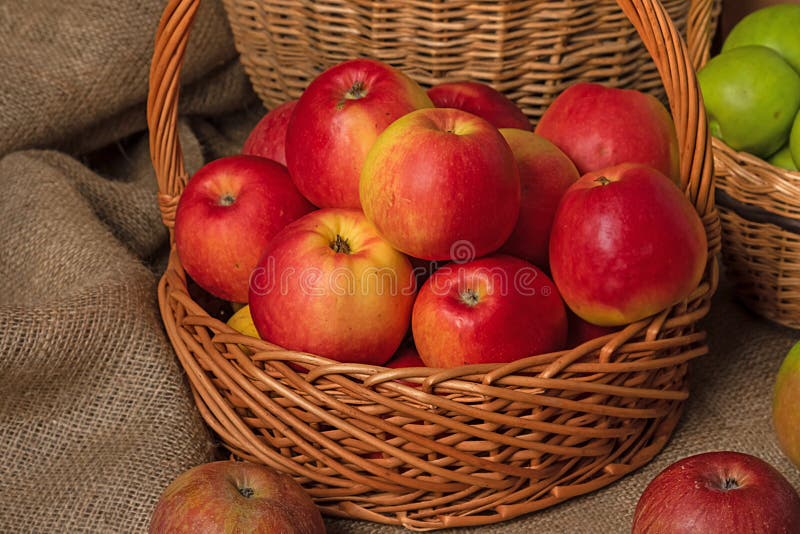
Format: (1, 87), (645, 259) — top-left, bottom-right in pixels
(0, 0), (798, 532)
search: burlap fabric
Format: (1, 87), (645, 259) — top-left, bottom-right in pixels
(0, 1), (798, 532)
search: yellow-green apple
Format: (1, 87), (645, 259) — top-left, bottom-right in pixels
(773, 340), (800, 469)
(722, 3), (800, 73)
(412, 255), (567, 367)
(285, 58), (432, 208)
(427, 81), (531, 130)
(534, 82), (681, 182)
(498, 128), (580, 268)
(248, 208), (415, 365)
(697, 45), (800, 158)
(175, 155), (315, 303)
(242, 100), (296, 166)
(768, 143), (798, 171)
(632, 451), (800, 533)
(149, 460), (325, 534)
(549, 163), (707, 327)
(791, 110), (800, 168)
(360, 107), (521, 260)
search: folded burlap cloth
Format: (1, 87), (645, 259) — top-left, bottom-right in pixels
(1, 1), (798, 532)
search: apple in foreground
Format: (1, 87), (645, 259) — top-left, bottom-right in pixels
(498, 128), (579, 268)
(285, 58), (432, 208)
(412, 255), (567, 367)
(549, 163), (707, 326)
(535, 82), (680, 183)
(175, 155), (314, 303)
(241, 100), (296, 166)
(149, 461), (325, 534)
(631, 451), (800, 533)
(427, 81), (531, 130)
(248, 208), (415, 365)
(360, 107), (520, 260)
(773, 340), (800, 469)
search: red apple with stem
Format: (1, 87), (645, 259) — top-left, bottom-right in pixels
(631, 451), (800, 533)
(248, 208), (416, 365)
(549, 163), (707, 326)
(174, 155), (315, 303)
(412, 255), (567, 368)
(360, 107), (521, 261)
(498, 128), (580, 268)
(427, 81), (531, 130)
(242, 100), (297, 166)
(535, 82), (681, 183)
(285, 58), (432, 208)
(149, 460), (325, 534)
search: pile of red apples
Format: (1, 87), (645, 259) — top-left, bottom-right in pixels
(174, 58), (708, 370)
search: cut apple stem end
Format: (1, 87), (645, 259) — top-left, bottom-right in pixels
(238, 486), (255, 498)
(330, 234), (352, 254)
(460, 288), (480, 307)
(218, 193), (236, 206)
(594, 176), (612, 186)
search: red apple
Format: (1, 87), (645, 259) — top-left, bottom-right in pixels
(631, 451), (800, 533)
(360, 107), (521, 261)
(498, 128), (580, 268)
(285, 58), (432, 208)
(567, 310), (620, 348)
(549, 163), (707, 326)
(427, 81), (531, 130)
(412, 255), (567, 367)
(149, 460), (325, 534)
(774, 340), (800, 469)
(386, 343), (425, 369)
(248, 208), (415, 365)
(241, 100), (296, 166)
(175, 155), (315, 303)
(535, 82), (681, 182)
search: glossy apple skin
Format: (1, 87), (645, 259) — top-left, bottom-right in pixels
(548, 163), (707, 327)
(248, 208), (415, 365)
(535, 83), (681, 183)
(631, 451), (800, 534)
(148, 461), (325, 534)
(498, 128), (580, 268)
(175, 155), (315, 303)
(427, 81), (531, 130)
(285, 58), (432, 208)
(774, 340), (800, 469)
(360, 107), (521, 260)
(412, 255), (567, 368)
(242, 100), (297, 166)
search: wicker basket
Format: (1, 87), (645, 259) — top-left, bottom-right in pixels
(221, 0), (720, 122)
(147, 0), (720, 529)
(710, 138), (800, 330)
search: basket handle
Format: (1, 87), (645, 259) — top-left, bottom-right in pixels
(147, 0), (715, 228)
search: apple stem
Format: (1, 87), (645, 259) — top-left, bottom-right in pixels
(218, 193), (236, 206)
(460, 288), (480, 307)
(346, 80), (367, 100)
(330, 234), (351, 254)
(238, 487), (255, 498)
(594, 176), (612, 186)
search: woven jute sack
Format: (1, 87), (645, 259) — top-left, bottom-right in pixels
(147, 0), (722, 530)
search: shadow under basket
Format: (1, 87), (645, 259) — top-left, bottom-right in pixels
(147, 0), (721, 529)
(712, 137), (800, 330)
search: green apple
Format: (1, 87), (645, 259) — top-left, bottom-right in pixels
(698, 45), (800, 158)
(768, 143), (798, 171)
(791, 110), (800, 169)
(773, 340), (800, 470)
(722, 4), (800, 74)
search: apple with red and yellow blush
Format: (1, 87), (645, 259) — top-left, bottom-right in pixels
(242, 100), (297, 166)
(427, 81), (531, 130)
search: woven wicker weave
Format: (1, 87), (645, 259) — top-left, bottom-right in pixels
(147, 0), (720, 529)
(220, 0), (719, 122)
(712, 137), (800, 329)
